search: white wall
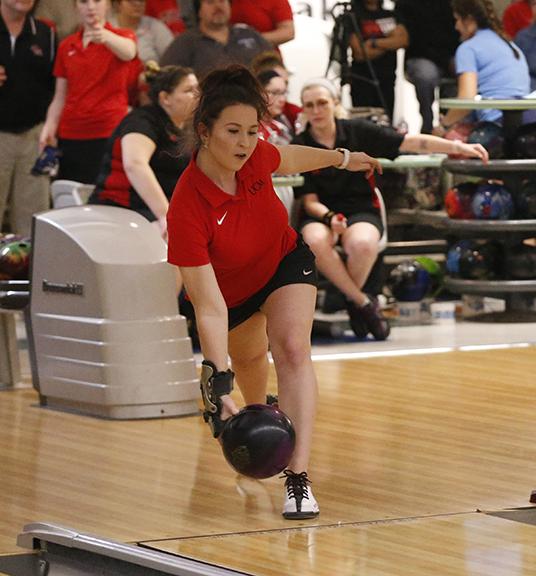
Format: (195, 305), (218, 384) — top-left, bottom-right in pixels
(283, 3), (424, 133)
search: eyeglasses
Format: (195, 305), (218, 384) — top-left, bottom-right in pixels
(302, 99), (330, 110)
(266, 89), (288, 98)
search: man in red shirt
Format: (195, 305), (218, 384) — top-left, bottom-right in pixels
(145, 0), (186, 35)
(230, 0), (294, 48)
(503, 0), (532, 38)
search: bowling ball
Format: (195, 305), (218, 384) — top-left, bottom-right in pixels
(467, 121), (504, 159)
(220, 404), (296, 479)
(512, 122), (536, 159)
(444, 181), (478, 219)
(458, 241), (499, 280)
(0, 233), (24, 248)
(446, 240), (473, 277)
(388, 260), (431, 302)
(504, 244), (536, 279)
(472, 182), (514, 220)
(513, 179), (536, 219)
(414, 256), (444, 296)
(0, 239), (32, 280)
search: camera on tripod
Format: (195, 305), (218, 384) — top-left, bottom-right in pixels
(326, 0), (388, 115)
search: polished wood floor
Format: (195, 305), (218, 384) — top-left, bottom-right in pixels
(2, 347), (536, 574)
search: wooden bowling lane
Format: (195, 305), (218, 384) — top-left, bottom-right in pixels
(141, 512), (536, 576)
(1, 347), (536, 560)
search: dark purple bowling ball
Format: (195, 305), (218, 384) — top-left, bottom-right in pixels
(220, 404), (296, 479)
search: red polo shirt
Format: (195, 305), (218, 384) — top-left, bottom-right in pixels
(167, 139), (297, 307)
(54, 24), (136, 140)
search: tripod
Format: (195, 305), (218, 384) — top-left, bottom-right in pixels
(326, 0), (388, 114)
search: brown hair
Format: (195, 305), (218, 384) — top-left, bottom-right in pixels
(451, 0), (520, 58)
(192, 65), (268, 149)
(144, 61), (195, 105)
(251, 50), (286, 77)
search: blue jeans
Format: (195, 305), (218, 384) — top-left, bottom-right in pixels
(405, 58), (443, 134)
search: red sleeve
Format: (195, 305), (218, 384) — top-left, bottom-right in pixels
(271, 0), (293, 23)
(167, 177), (211, 267)
(254, 138), (281, 174)
(109, 25), (137, 43)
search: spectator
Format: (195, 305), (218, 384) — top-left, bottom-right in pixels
(159, 0), (270, 77)
(89, 63), (197, 243)
(396, 0), (460, 133)
(515, 0), (536, 91)
(40, 0), (137, 185)
(0, 0), (56, 236)
(110, 0), (173, 62)
(257, 70), (294, 144)
(435, 0), (530, 133)
(257, 70), (294, 216)
(349, 0), (408, 120)
(292, 78), (488, 340)
(251, 50), (301, 129)
(144, 0), (186, 34)
(230, 0), (294, 48)
(503, 0), (532, 38)
(33, 0), (79, 41)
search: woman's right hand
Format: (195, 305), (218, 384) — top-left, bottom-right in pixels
(346, 151), (383, 179)
(39, 124), (57, 152)
(0, 66), (7, 88)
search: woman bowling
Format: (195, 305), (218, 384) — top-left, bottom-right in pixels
(166, 65), (382, 520)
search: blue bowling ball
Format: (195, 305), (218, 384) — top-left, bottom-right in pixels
(472, 182), (514, 220)
(388, 260), (431, 302)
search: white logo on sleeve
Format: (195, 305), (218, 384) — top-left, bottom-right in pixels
(303, 269), (313, 276)
(217, 212), (228, 225)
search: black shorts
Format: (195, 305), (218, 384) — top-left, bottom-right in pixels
(228, 238), (317, 330)
(301, 210), (384, 236)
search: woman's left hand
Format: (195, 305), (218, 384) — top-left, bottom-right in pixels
(346, 151), (383, 178)
(451, 140), (489, 164)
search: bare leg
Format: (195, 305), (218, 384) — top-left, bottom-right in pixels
(302, 222), (367, 306)
(341, 222), (381, 301)
(228, 312), (269, 406)
(261, 283), (317, 473)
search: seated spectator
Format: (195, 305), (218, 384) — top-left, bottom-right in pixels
(292, 78), (488, 340)
(159, 0), (270, 77)
(503, 0), (532, 38)
(39, 0), (137, 185)
(435, 0), (530, 135)
(230, 0), (294, 48)
(349, 0), (408, 121)
(257, 70), (294, 143)
(89, 62), (196, 251)
(515, 0), (536, 91)
(34, 0), (79, 41)
(144, 0), (186, 34)
(257, 70), (294, 216)
(110, 0), (173, 62)
(396, 0), (459, 133)
(251, 50), (301, 129)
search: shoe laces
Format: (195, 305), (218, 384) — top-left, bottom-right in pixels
(281, 470), (311, 503)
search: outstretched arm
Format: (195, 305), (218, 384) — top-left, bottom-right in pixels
(276, 144), (383, 178)
(400, 133), (489, 163)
